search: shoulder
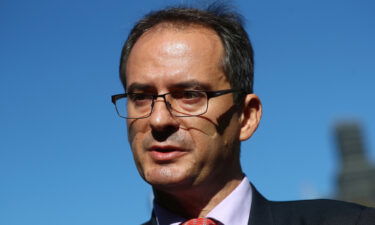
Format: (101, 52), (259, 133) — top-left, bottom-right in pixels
(140, 219), (154, 225)
(250, 184), (375, 225)
(140, 211), (157, 225)
(269, 199), (375, 225)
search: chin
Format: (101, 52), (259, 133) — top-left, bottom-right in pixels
(143, 165), (193, 190)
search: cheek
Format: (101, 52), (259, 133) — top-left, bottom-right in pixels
(127, 119), (147, 147)
(181, 116), (226, 158)
(186, 115), (240, 155)
(184, 117), (236, 150)
(129, 135), (143, 166)
(127, 122), (148, 168)
(128, 133), (149, 179)
(184, 116), (220, 138)
(188, 123), (223, 157)
(126, 119), (136, 141)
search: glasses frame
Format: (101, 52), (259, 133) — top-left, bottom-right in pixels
(111, 89), (247, 119)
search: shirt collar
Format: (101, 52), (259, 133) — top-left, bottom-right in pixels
(153, 176), (252, 225)
(207, 176), (252, 225)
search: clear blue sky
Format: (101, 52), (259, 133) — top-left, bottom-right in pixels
(1, 0), (374, 224)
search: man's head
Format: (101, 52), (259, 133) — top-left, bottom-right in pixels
(120, 5), (254, 100)
(118, 5), (261, 194)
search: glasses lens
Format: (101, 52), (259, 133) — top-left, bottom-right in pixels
(114, 91), (208, 119)
(114, 97), (128, 118)
(168, 91), (208, 117)
(115, 94), (153, 119)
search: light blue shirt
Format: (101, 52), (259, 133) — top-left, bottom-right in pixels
(154, 176), (253, 225)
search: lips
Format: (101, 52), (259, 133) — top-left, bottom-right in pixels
(148, 145), (188, 162)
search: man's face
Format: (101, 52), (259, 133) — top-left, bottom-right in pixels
(125, 25), (244, 191)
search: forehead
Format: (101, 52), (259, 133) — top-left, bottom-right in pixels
(125, 24), (229, 90)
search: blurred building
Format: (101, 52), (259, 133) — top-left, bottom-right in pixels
(335, 122), (375, 207)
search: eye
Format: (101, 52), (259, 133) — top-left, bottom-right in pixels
(171, 91), (206, 107)
(128, 93), (152, 105)
(183, 91), (202, 99)
(172, 91), (204, 99)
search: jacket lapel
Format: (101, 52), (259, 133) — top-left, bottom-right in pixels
(248, 184), (273, 225)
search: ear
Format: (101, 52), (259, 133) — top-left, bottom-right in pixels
(239, 94), (262, 141)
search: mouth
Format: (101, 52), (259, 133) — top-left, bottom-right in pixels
(148, 145), (188, 163)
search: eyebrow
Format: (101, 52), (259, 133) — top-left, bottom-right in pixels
(126, 79), (212, 93)
(126, 83), (155, 93)
(169, 80), (212, 91)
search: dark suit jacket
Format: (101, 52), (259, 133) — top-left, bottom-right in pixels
(142, 185), (375, 225)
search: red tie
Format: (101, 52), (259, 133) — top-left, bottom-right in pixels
(182, 218), (217, 225)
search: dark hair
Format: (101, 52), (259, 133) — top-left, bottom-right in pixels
(119, 4), (254, 100)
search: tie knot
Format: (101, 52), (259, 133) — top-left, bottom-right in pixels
(182, 217), (217, 225)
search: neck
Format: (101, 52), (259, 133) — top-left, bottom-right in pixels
(153, 172), (244, 218)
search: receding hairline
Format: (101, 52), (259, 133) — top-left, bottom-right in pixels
(142, 20), (217, 31)
(126, 21), (227, 77)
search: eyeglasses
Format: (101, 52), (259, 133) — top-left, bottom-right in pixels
(111, 89), (245, 119)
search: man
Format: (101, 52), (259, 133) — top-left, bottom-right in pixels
(111, 5), (375, 225)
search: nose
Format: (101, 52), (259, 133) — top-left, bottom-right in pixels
(149, 98), (179, 135)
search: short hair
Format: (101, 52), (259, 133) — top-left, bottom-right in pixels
(119, 4), (254, 99)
